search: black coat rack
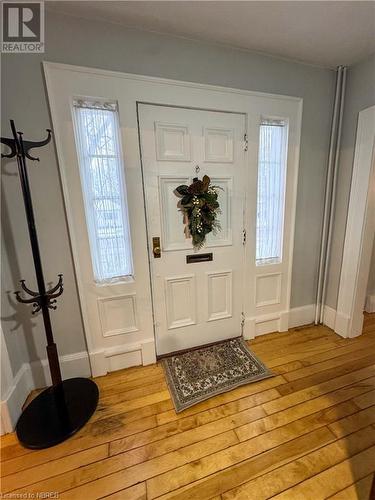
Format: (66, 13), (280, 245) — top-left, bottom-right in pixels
(1, 120), (99, 449)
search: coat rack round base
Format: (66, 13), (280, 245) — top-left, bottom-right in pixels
(16, 378), (99, 449)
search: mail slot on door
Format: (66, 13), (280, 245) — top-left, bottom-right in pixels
(186, 253), (213, 264)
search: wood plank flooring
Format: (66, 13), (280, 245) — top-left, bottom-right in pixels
(1, 314), (375, 499)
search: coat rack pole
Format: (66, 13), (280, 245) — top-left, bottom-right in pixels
(1, 119), (98, 450)
(12, 121), (62, 386)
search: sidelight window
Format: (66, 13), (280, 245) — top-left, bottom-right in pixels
(73, 99), (133, 282)
(256, 118), (288, 264)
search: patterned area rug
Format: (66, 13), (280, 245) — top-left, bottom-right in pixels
(162, 337), (274, 412)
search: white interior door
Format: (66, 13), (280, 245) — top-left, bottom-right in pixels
(139, 104), (246, 355)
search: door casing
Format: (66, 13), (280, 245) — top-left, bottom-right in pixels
(334, 105), (375, 338)
(44, 61), (302, 376)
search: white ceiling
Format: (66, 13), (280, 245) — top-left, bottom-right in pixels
(47, 1), (375, 68)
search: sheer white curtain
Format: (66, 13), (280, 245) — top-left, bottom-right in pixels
(73, 100), (133, 282)
(256, 119), (288, 264)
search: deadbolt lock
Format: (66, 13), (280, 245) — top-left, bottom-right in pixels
(152, 237), (161, 258)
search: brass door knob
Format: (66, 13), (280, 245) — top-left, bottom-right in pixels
(153, 246), (161, 257)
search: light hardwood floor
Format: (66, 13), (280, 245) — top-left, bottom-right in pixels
(1, 314), (375, 499)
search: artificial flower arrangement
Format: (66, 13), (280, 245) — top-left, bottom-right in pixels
(175, 175), (222, 250)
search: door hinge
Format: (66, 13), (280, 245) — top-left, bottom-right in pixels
(243, 133), (248, 152)
(241, 312), (245, 332)
(242, 228), (247, 245)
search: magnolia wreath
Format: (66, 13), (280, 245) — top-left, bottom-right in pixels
(175, 175), (222, 250)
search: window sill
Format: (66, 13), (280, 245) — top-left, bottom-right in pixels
(94, 275), (135, 286)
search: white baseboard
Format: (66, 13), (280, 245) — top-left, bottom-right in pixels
(29, 351), (91, 388)
(0, 363), (32, 435)
(89, 338), (157, 377)
(243, 313), (280, 339)
(243, 318), (256, 340)
(323, 305), (364, 338)
(334, 310), (350, 338)
(288, 304), (315, 329)
(365, 294), (375, 313)
(243, 304), (315, 340)
(323, 305), (349, 337)
(256, 313), (282, 337)
(322, 305), (337, 331)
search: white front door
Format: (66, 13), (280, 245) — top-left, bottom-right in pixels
(139, 104), (246, 355)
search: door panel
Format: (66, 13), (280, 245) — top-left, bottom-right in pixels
(139, 104), (246, 355)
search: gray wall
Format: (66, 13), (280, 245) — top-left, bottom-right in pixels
(1, 9), (335, 375)
(368, 241), (375, 297)
(325, 53), (375, 309)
